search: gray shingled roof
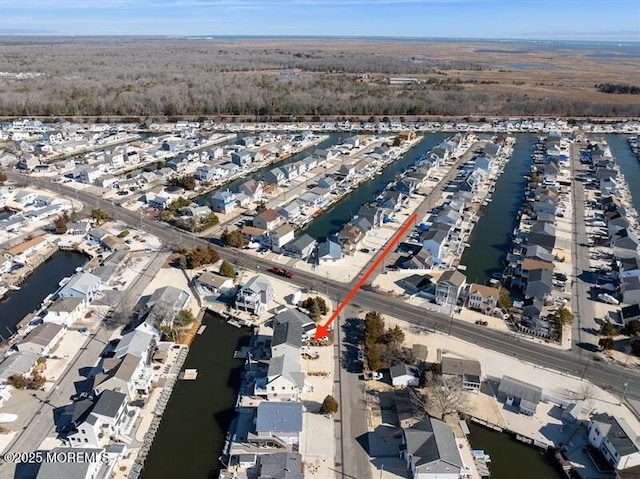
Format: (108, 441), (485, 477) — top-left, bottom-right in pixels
(258, 452), (304, 479)
(36, 447), (104, 479)
(92, 389), (126, 419)
(272, 321), (303, 350)
(403, 417), (463, 473)
(591, 413), (640, 457)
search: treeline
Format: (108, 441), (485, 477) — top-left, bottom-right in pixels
(596, 83), (640, 95)
(0, 38), (639, 117)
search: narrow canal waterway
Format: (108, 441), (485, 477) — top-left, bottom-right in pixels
(197, 133), (346, 205)
(460, 134), (538, 285)
(606, 134), (640, 214)
(140, 313), (252, 479)
(0, 250), (87, 335)
(468, 422), (563, 479)
(301, 133), (449, 240)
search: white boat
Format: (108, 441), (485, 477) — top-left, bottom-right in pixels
(9, 285), (20, 291)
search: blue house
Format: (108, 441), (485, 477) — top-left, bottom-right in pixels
(209, 190), (236, 214)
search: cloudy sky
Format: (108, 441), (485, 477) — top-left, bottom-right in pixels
(1, 0), (638, 41)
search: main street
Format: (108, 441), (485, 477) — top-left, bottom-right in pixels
(11, 172), (639, 402)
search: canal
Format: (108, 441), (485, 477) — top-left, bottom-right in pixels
(606, 134), (640, 214)
(0, 250), (87, 335)
(468, 422), (563, 479)
(197, 133), (346, 204)
(140, 313), (252, 479)
(300, 133), (449, 240)
(460, 134), (538, 285)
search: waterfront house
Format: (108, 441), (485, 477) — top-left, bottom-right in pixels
(43, 297), (85, 327)
(435, 270), (467, 306)
(15, 323), (65, 356)
(317, 239), (343, 263)
(474, 156), (493, 172)
(237, 179), (263, 202)
(520, 259), (554, 282)
(260, 351), (305, 401)
(209, 190), (236, 214)
(276, 200), (302, 221)
(35, 447), (112, 479)
(522, 297), (543, 319)
(253, 209), (283, 231)
(337, 224), (365, 255)
(587, 413), (640, 470)
(58, 272), (102, 305)
(93, 353), (149, 400)
(622, 277), (640, 305)
(606, 210), (630, 234)
(0, 351), (39, 382)
(395, 177), (419, 196)
(271, 320), (303, 359)
(390, 362), (420, 387)
(467, 284), (500, 315)
(193, 165), (219, 182)
(380, 191), (407, 212)
(219, 162), (241, 177)
(440, 354), (482, 392)
(421, 229), (447, 260)
(318, 176), (337, 191)
(525, 245), (554, 263)
(268, 223), (295, 253)
(144, 286), (190, 328)
(283, 234), (316, 260)
(236, 275), (274, 315)
(298, 190), (323, 207)
(610, 229), (639, 259)
(66, 221), (91, 236)
(524, 268), (553, 300)
(402, 249), (435, 270)
(249, 453), (304, 479)
(302, 156), (318, 171)
(231, 150), (252, 167)
(400, 417), (464, 479)
(313, 148), (337, 163)
(272, 308), (317, 341)
(527, 222), (557, 251)
(437, 207), (461, 228)
(338, 163), (357, 178)
(358, 204), (384, 228)
(255, 402), (303, 446)
(114, 323), (160, 363)
(264, 167), (286, 185)
(196, 272), (234, 295)
(497, 375), (543, 415)
(68, 390), (136, 448)
(4, 235), (49, 263)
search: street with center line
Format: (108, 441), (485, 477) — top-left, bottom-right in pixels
(10, 171), (639, 403)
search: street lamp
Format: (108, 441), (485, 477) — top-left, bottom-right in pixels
(620, 381), (630, 406)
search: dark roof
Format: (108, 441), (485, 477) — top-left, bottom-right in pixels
(528, 268), (553, 285)
(92, 389), (126, 419)
(272, 321), (303, 350)
(591, 413), (640, 457)
(258, 452), (304, 479)
(621, 303), (640, 321)
(390, 362), (418, 379)
(438, 270), (467, 288)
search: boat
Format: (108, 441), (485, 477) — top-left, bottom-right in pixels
(8, 285), (20, 291)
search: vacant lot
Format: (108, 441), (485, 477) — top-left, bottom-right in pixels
(0, 37), (638, 118)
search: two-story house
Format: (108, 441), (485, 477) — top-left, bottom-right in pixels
(235, 275), (274, 315)
(435, 270), (467, 306)
(467, 284), (500, 315)
(588, 413), (640, 470)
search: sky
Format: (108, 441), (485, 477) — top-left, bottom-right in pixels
(0, 0), (638, 41)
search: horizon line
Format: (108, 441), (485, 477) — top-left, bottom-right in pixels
(0, 34), (638, 44)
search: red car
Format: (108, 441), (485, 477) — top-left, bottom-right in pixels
(268, 267), (294, 278)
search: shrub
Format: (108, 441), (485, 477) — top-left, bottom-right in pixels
(321, 395), (339, 415)
(117, 230), (129, 238)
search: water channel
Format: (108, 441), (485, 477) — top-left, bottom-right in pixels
(460, 134), (538, 285)
(300, 133), (449, 240)
(0, 250), (87, 335)
(606, 134), (640, 214)
(139, 313), (252, 479)
(468, 422), (564, 479)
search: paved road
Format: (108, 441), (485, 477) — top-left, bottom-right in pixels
(1, 251), (168, 479)
(11, 172), (640, 403)
(570, 143), (599, 353)
(334, 306), (371, 479)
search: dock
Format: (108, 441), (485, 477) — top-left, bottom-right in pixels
(196, 325), (206, 335)
(180, 369), (198, 380)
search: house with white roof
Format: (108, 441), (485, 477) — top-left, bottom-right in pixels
(58, 272), (102, 304)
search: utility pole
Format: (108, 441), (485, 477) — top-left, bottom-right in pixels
(620, 381), (630, 405)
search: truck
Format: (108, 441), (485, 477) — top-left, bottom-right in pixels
(598, 293), (620, 305)
(267, 267), (294, 278)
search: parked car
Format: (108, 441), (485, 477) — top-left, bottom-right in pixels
(267, 267), (294, 278)
(364, 371), (382, 381)
(598, 293), (619, 305)
(357, 349), (365, 362)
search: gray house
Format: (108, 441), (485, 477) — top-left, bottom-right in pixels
(400, 417), (464, 479)
(524, 268), (553, 300)
(283, 234), (316, 260)
(497, 375), (543, 415)
(255, 402), (304, 446)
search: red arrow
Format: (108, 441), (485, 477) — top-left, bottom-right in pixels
(314, 212), (418, 340)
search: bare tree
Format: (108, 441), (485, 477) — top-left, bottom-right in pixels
(422, 373), (469, 419)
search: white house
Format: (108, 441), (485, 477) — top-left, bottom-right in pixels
(588, 413), (640, 470)
(15, 323), (65, 356)
(58, 272), (102, 304)
(93, 353), (148, 400)
(42, 297), (85, 327)
(390, 363), (420, 387)
(435, 270), (467, 306)
(467, 284), (500, 315)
